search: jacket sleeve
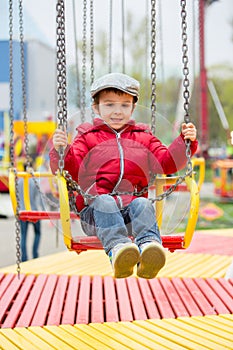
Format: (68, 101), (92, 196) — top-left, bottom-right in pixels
(49, 133), (89, 182)
(149, 133), (198, 175)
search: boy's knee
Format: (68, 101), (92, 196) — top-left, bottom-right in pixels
(93, 194), (117, 212)
(133, 197), (150, 208)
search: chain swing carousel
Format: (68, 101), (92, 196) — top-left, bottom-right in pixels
(3, 3), (233, 348)
(9, 0), (202, 275)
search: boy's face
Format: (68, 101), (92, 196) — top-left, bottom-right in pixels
(92, 90), (135, 130)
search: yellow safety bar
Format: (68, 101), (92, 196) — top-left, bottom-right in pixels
(183, 176), (200, 248)
(56, 171), (72, 249)
(9, 169), (56, 215)
(191, 157), (205, 191)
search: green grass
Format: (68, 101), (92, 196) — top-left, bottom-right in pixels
(196, 199), (233, 231)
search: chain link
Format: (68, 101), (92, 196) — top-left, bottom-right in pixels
(19, 0), (30, 168)
(9, 0), (14, 168)
(56, 0), (67, 173)
(180, 0), (193, 174)
(81, 0), (87, 123)
(108, 0), (113, 73)
(9, 0), (21, 276)
(72, 0), (81, 109)
(180, 0), (190, 124)
(121, 0), (125, 73)
(150, 0), (157, 136)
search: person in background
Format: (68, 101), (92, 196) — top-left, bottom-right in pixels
(18, 161), (43, 262)
(50, 72), (198, 279)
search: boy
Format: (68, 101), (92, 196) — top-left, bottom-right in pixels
(50, 72), (198, 279)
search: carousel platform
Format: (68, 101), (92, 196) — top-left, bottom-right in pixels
(0, 228), (233, 349)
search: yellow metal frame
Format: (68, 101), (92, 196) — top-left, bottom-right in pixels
(154, 175), (200, 249)
(13, 120), (56, 137)
(56, 171), (72, 249)
(191, 157), (205, 191)
(9, 169), (56, 215)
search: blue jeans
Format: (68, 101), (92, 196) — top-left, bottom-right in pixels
(20, 221), (41, 262)
(80, 195), (161, 254)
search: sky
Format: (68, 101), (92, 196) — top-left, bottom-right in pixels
(0, 0), (233, 79)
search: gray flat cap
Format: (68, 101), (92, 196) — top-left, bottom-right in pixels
(91, 73), (140, 101)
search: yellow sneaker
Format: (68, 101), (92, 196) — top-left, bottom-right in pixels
(137, 241), (166, 279)
(109, 242), (140, 278)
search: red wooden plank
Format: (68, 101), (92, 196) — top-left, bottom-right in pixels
(171, 277), (203, 316)
(194, 278), (229, 314)
(1, 275), (35, 328)
(76, 275), (91, 324)
(0, 274), (25, 325)
(126, 278), (147, 320)
(115, 278), (133, 322)
(103, 276), (119, 322)
(62, 275), (80, 325)
(218, 278), (233, 298)
(31, 274), (58, 326)
(182, 278), (216, 315)
(148, 278), (176, 319)
(0, 273), (15, 299)
(91, 276), (104, 323)
(47, 275), (69, 326)
(205, 278), (233, 313)
(16, 274), (48, 327)
(159, 277), (189, 317)
(137, 278), (161, 319)
(0, 273), (4, 283)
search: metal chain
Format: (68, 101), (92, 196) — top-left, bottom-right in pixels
(180, 0), (193, 173)
(150, 0), (157, 136)
(19, 0), (30, 167)
(62, 167), (192, 216)
(81, 0), (87, 123)
(90, 0), (95, 85)
(56, 0), (67, 173)
(90, 0), (95, 120)
(72, 0), (81, 109)
(9, 0), (21, 276)
(9, 0), (14, 168)
(121, 0), (125, 73)
(108, 0), (113, 73)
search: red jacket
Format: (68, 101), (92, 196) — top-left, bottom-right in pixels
(50, 118), (198, 211)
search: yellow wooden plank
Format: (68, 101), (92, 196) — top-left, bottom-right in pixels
(0, 250), (231, 278)
(61, 325), (113, 350)
(219, 314), (233, 322)
(90, 323), (150, 350)
(0, 332), (20, 350)
(74, 324), (130, 350)
(29, 326), (77, 350)
(13, 328), (55, 350)
(97, 321), (169, 350)
(118, 321), (185, 350)
(200, 315), (233, 334)
(175, 316), (233, 348)
(135, 319), (208, 350)
(0, 328), (40, 350)
(44, 325), (95, 350)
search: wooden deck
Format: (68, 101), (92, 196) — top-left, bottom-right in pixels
(0, 229), (233, 349)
